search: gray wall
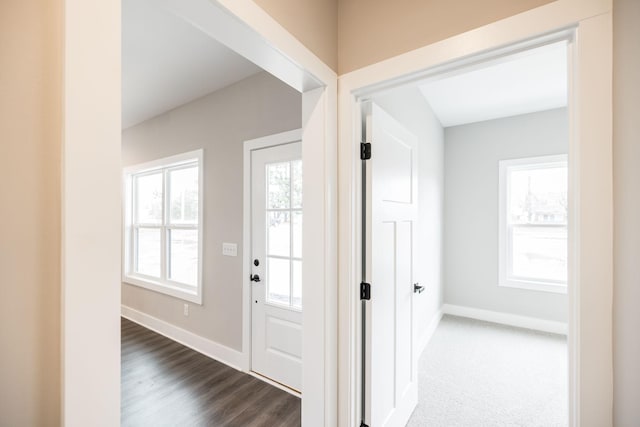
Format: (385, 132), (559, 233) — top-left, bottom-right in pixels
(121, 72), (301, 351)
(613, 0), (640, 424)
(375, 86), (445, 350)
(444, 108), (568, 322)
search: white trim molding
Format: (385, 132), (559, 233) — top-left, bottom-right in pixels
(443, 304), (568, 335)
(121, 305), (245, 370)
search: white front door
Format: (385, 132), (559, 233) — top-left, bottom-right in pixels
(250, 141), (303, 392)
(364, 103), (418, 426)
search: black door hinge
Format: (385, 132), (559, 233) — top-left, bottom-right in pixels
(360, 142), (372, 160)
(360, 282), (371, 300)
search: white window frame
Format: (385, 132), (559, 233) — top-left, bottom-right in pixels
(122, 149), (204, 304)
(498, 154), (568, 294)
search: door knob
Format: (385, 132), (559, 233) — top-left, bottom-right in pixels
(413, 283), (425, 294)
(250, 274), (261, 283)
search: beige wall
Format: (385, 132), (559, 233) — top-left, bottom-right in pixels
(122, 72), (301, 351)
(337, 0), (554, 74)
(254, 0), (553, 74)
(0, 1), (62, 425)
(613, 0), (640, 425)
(338, 0), (552, 74)
(254, 0), (338, 71)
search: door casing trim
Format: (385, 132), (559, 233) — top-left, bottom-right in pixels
(338, 2), (613, 426)
(62, 0), (337, 423)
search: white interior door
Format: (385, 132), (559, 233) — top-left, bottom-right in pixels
(364, 103), (418, 427)
(251, 141), (303, 392)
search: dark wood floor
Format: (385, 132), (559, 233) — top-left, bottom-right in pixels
(121, 318), (301, 427)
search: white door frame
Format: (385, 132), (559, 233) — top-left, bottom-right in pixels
(63, 1), (337, 425)
(338, 1), (613, 426)
(243, 129), (303, 391)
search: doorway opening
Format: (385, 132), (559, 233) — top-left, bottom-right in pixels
(360, 38), (572, 426)
(119, 0), (333, 425)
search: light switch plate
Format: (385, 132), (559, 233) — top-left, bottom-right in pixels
(222, 242), (238, 257)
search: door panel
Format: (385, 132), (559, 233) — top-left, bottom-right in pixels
(251, 142), (302, 392)
(365, 103), (418, 427)
(379, 132), (414, 204)
(266, 316), (302, 360)
(396, 221), (414, 399)
(373, 221), (396, 422)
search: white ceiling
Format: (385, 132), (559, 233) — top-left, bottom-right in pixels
(122, 0), (261, 129)
(419, 42), (568, 127)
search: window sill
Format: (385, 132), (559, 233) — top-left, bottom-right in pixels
(123, 275), (202, 304)
(499, 279), (567, 294)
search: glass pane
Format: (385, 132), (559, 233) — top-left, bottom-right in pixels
(267, 257), (290, 305)
(508, 164), (567, 225)
(169, 166), (199, 225)
(168, 229), (198, 286)
(268, 211), (290, 257)
(136, 228), (161, 277)
(135, 173), (163, 224)
(267, 162), (290, 209)
(291, 159), (303, 208)
(292, 260), (302, 309)
(511, 226), (567, 282)
(292, 211), (302, 259)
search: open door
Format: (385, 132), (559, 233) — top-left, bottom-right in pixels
(363, 103), (419, 427)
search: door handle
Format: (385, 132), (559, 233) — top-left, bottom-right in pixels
(250, 274), (261, 283)
(413, 283), (424, 294)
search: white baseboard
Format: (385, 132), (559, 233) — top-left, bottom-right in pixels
(121, 305), (245, 371)
(442, 304), (567, 335)
(417, 308), (443, 357)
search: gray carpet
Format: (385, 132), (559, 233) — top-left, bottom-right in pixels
(407, 315), (567, 427)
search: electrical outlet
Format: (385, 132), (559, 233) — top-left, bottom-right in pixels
(183, 303), (189, 317)
(222, 242), (238, 257)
